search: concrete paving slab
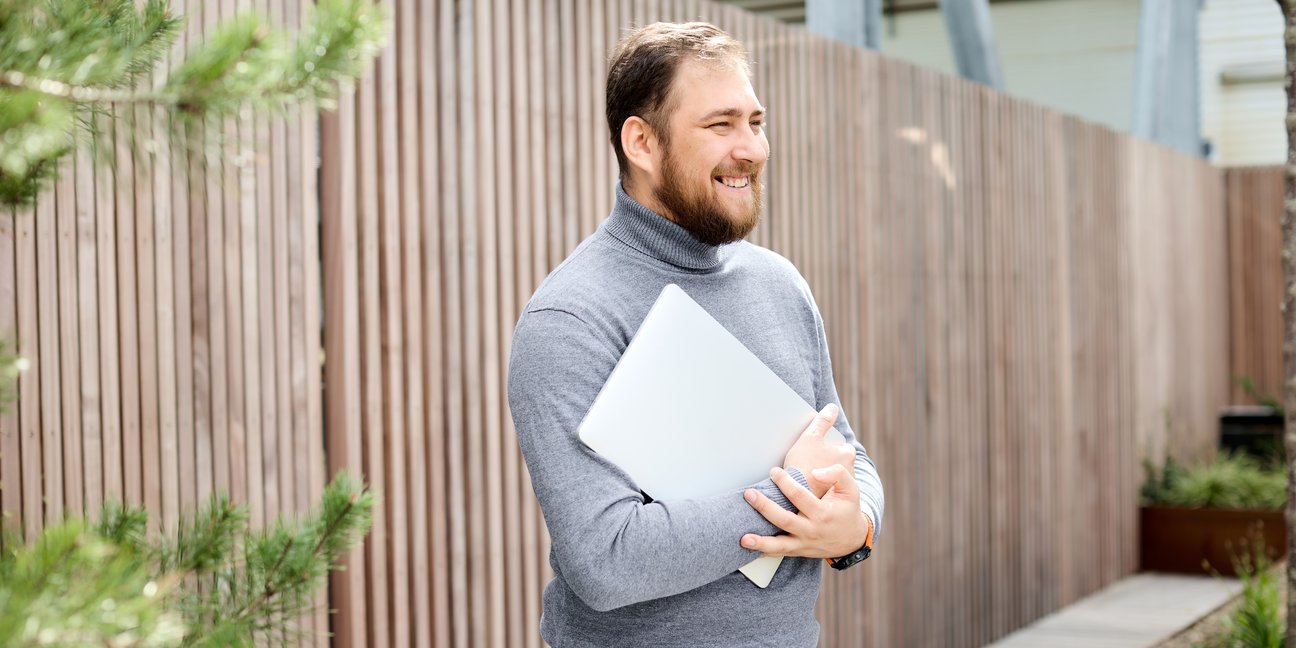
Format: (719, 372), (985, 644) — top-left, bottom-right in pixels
(984, 573), (1243, 648)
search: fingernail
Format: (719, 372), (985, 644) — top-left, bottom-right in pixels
(744, 489), (757, 503)
(742, 535), (755, 548)
(813, 467), (830, 479)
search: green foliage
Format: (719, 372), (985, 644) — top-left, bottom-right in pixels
(1215, 544), (1284, 648)
(0, 0), (388, 207)
(0, 471), (375, 647)
(0, 518), (185, 647)
(1140, 453), (1286, 510)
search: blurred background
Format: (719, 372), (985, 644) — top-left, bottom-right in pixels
(0, 0), (1288, 646)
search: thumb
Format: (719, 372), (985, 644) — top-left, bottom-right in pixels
(806, 404), (840, 438)
(810, 464), (853, 494)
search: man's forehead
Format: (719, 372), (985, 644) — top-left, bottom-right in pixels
(669, 59), (764, 116)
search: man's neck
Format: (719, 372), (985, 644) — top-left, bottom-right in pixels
(623, 176), (677, 226)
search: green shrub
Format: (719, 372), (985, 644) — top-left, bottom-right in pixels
(1216, 546), (1283, 648)
(0, 472), (374, 647)
(1140, 453), (1285, 510)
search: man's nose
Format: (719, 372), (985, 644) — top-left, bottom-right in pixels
(733, 128), (770, 165)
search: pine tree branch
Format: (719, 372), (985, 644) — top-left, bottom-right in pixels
(24, 528), (79, 604)
(0, 70), (168, 104)
(228, 488), (360, 627)
(0, 0), (386, 208)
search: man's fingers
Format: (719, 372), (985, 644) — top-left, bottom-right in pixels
(810, 463), (854, 495)
(744, 487), (804, 532)
(770, 466), (818, 513)
(740, 532), (802, 557)
(804, 403), (839, 438)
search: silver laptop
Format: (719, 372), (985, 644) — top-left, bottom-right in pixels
(577, 283), (844, 588)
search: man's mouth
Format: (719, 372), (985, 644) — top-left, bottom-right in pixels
(716, 175), (750, 189)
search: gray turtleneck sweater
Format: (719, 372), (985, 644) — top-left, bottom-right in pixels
(507, 184), (884, 647)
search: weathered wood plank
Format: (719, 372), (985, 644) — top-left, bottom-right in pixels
(321, 86), (367, 647)
(112, 108), (140, 509)
(0, 206), (17, 531)
(35, 181), (63, 526)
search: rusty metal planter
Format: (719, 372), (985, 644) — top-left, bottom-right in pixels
(1139, 505), (1285, 576)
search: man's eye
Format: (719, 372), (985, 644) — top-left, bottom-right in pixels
(751, 121), (765, 130)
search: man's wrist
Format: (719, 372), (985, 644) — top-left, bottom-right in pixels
(828, 513), (874, 570)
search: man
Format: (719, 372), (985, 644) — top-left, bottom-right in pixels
(507, 22), (884, 647)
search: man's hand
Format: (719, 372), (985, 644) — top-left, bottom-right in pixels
(783, 404), (854, 497)
(741, 464), (872, 559)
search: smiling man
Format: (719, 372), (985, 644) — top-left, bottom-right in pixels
(507, 22), (884, 647)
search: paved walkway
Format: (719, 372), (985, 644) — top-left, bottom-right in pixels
(985, 573), (1243, 648)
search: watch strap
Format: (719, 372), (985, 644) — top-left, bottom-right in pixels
(827, 513), (875, 571)
(829, 544), (871, 570)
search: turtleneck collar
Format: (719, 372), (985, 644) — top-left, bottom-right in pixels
(602, 181), (730, 271)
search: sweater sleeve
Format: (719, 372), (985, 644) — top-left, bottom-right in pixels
(811, 306), (885, 541)
(507, 307), (809, 612)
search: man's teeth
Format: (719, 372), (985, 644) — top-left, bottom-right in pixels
(718, 176), (749, 188)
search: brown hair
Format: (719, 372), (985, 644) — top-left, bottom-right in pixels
(605, 22), (750, 178)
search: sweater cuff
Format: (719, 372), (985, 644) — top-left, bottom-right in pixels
(759, 467), (811, 515)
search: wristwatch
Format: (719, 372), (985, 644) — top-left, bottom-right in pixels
(828, 515), (874, 571)
(828, 543), (871, 570)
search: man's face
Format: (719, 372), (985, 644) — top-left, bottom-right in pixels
(651, 59), (770, 246)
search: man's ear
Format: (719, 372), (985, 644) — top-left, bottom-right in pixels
(621, 116), (658, 179)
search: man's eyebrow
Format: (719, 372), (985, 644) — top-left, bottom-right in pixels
(699, 107), (767, 121)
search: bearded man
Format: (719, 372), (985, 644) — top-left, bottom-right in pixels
(507, 21), (884, 647)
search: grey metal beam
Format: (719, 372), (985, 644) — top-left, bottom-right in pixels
(939, 0), (1005, 89)
(1132, 0), (1205, 156)
(806, 0), (882, 50)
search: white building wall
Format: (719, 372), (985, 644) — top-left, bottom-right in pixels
(878, 0), (1141, 133)
(1199, 0), (1285, 166)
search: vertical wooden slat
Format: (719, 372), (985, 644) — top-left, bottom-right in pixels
(12, 212), (35, 532)
(375, 4), (410, 641)
(469, 0), (499, 644)
(191, 123), (217, 517)
(219, 0), (248, 522)
(522, 2), (549, 644)
(112, 110), (140, 509)
(35, 180), (62, 526)
(93, 116), (122, 508)
(162, 1), (191, 535)
(267, 0), (292, 541)
(76, 139), (103, 516)
(355, 29), (389, 646)
(322, 84), (367, 647)
(301, 106), (328, 648)
(393, 0), (431, 642)
(135, 102), (164, 530)
(55, 157), (83, 518)
(489, 0), (514, 644)
(0, 208), (20, 531)
(254, 103), (277, 528)
(16, 202), (39, 537)
(419, 0), (452, 644)
(439, 0), (471, 645)
(495, 0), (524, 644)
(203, 94), (232, 503)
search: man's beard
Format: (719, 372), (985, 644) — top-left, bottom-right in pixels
(654, 150), (764, 246)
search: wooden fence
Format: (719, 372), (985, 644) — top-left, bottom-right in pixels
(1225, 166), (1286, 407)
(0, 0), (1232, 647)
